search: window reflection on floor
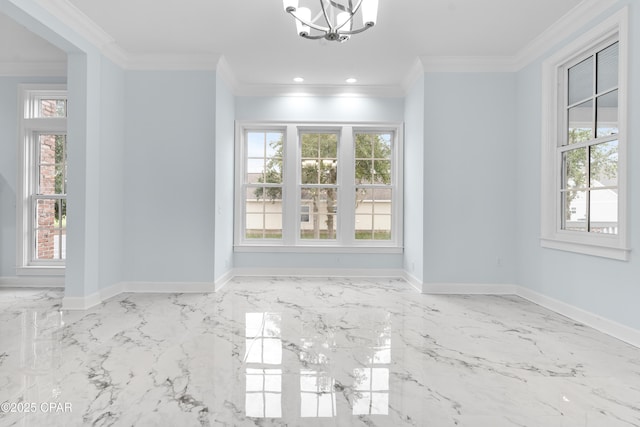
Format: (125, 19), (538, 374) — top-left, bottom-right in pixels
(244, 313), (282, 418)
(243, 311), (392, 419)
(353, 319), (391, 415)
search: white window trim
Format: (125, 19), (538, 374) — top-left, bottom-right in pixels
(540, 7), (629, 261)
(234, 121), (404, 253)
(16, 84), (67, 275)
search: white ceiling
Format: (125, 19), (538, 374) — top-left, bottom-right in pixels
(2, 0), (590, 89)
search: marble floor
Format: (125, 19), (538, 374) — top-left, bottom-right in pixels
(1, 277), (639, 427)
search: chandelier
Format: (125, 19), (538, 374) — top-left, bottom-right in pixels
(283, 0), (379, 43)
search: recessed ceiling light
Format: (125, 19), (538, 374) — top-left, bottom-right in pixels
(345, 77), (357, 84)
(293, 77), (304, 83)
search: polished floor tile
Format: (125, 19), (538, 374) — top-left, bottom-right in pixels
(1, 277), (639, 426)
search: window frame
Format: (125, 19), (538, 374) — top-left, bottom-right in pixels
(540, 7), (629, 261)
(16, 84), (68, 275)
(234, 121), (404, 253)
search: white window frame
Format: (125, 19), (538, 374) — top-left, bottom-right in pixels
(234, 121), (404, 253)
(540, 7), (629, 261)
(16, 84), (68, 275)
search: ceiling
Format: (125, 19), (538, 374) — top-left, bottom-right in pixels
(2, 0), (589, 90)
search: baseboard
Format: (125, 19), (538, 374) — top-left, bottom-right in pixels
(231, 267), (407, 279)
(422, 282), (517, 295)
(401, 271), (423, 292)
(214, 269), (235, 292)
(0, 276), (65, 288)
(62, 281), (216, 310)
(517, 286), (640, 349)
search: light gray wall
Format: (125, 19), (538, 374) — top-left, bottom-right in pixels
(0, 76), (66, 278)
(422, 72), (518, 284)
(403, 75), (425, 282)
(516, 0), (640, 330)
(98, 57), (125, 289)
(234, 95), (405, 270)
(214, 74), (235, 281)
(123, 70), (216, 282)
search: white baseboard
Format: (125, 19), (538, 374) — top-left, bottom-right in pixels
(52, 272), (640, 349)
(0, 276), (65, 288)
(214, 269), (235, 292)
(401, 271), (423, 292)
(231, 267), (407, 279)
(517, 287), (640, 349)
(418, 280), (639, 349)
(423, 282), (517, 295)
(62, 281), (216, 310)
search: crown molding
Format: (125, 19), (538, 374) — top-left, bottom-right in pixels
(35, 0), (114, 50)
(512, 0), (619, 69)
(0, 61), (67, 77)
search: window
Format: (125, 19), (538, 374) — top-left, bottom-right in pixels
(17, 85), (68, 274)
(541, 8), (629, 260)
(235, 123), (403, 252)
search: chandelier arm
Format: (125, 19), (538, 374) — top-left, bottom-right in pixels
(319, 0), (334, 32)
(288, 10), (330, 32)
(301, 33), (327, 40)
(337, 22), (374, 35)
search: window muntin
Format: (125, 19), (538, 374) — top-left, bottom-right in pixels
(18, 86), (68, 271)
(561, 40), (619, 235)
(235, 123), (403, 251)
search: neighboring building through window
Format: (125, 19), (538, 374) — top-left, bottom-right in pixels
(17, 85), (68, 273)
(235, 122), (403, 252)
(541, 8), (628, 260)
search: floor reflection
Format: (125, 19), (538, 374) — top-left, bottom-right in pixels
(243, 310), (393, 420)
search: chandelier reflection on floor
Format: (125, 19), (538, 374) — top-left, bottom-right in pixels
(282, 0), (379, 43)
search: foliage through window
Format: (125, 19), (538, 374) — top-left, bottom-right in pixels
(235, 123), (403, 251)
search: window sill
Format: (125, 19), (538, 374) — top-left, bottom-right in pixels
(234, 245), (403, 254)
(540, 237), (630, 261)
(16, 266), (65, 276)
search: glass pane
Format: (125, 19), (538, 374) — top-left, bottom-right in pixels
(590, 189), (618, 235)
(39, 134), (57, 164)
(373, 160), (392, 184)
(54, 135), (66, 163)
(301, 133), (338, 186)
(300, 188), (338, 240)
(247, 133), (265, 157)
(355, 188), (392, 240)
(355, 134), (373, 158)
(562, 191), (587, 232)
(38, 99), (66, 118)
(568, 56), (593, 105)
(590, 140), (618, 187)
(568, 100), (593, 144)
(562, 148), (587, 189)
(35, 198), (65, 260)
(245, 189), (282, 239)
(597, 42), (618, 93)
(596, 90), (618, 137)
(355, 160), (372, 184)
(39, 165), (56, 194)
